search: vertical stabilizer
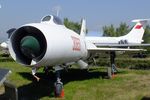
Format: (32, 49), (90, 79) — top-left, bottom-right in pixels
(80, 19), (86, 38)
(122, 19), (150, 43)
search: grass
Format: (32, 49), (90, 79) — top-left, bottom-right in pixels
(0, 61), (150, 100)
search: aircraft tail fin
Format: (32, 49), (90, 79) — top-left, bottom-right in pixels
(122, 19), (150, 43)
(80, 19), (86, 38)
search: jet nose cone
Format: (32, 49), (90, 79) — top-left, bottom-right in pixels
(20, 36), (40, 58)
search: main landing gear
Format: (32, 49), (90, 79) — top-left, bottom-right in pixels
(107, 51), (118, 79)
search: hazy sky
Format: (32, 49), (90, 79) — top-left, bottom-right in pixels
(0, 0), (150, 41)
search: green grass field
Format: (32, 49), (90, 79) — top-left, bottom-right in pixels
(0, 61), (150, 100)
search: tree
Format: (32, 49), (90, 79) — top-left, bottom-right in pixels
(116, 22), (129, 36)
(103, 24), (115, 37)
(102, 22), (130, 37)
(64, 18), (81, 34)
(143, 25), (150, 43)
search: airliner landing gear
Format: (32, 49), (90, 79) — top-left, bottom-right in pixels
(54, 66), (64, 98)
(107, 51), (118, 79)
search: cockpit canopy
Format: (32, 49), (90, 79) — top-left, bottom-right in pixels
(41, 15), (63, 25)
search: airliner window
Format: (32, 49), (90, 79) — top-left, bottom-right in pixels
(53, 16), (63, 25)
(42, 16), (51, 22)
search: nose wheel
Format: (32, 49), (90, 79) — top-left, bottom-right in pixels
(54, 68), (64, 98)
(54, 78), (64, 97)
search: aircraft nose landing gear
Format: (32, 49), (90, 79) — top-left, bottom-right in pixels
(54, 68), (64, 98)
(54, 78), (64, 98)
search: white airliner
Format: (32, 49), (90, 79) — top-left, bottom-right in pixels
(86, 19), (149, 46)
(2, 15), (150, 97)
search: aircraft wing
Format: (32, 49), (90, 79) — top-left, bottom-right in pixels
(88, 47), (145, 52)
(87, 42), (146, 52)
(94, 43), (150, 47)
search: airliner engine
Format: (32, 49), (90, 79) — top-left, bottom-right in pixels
(8, 15), (88, 67)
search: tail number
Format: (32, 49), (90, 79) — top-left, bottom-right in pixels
(71, 36), (81, 51)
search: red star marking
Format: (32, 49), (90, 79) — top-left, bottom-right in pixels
(135, 25), (143, 29)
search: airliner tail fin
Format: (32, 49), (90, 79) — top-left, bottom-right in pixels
(123, 19), (150, 43)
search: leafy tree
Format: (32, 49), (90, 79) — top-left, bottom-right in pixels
(116, 23), (129, 36)
(143, 25), (150, 43)
(103, 24), (115, 37)
(143, 25), (150, 54)
(103, 22), (130, 37)
(64, 18), (81, 34)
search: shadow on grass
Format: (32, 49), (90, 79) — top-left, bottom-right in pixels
(15, 68), (107, 100)
(0, 94), (6, 100)
(141, 96), (150, 100)
(0, 67), (127, 100)
(18, 73), (55, 100)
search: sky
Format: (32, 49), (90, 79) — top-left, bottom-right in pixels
(0, 0), (150, 41)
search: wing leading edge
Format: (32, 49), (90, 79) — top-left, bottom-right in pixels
(94, 43), (150, 47)
(88, 47), (145, 52)
(87, 42), (146, 52)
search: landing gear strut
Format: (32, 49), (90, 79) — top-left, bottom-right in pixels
(107, 51), (118, 78)
(54, 66), (64, 98)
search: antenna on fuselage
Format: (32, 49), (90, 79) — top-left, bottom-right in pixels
(52, 5), (61, 17)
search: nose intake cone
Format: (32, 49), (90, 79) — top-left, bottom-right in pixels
(20, 36), (40, 58)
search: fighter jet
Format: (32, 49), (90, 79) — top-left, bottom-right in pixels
(6, 15), (149, 97)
